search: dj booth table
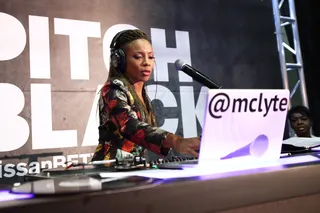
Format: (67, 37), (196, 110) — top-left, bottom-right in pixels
(1, 153), (320, 213)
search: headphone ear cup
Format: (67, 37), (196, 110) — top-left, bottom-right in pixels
(117, 48), (126, 73)
(110, 51), (120, 69)
(109, 30), (131, 73)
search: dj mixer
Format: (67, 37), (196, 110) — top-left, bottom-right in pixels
(24, 156), (199, 182)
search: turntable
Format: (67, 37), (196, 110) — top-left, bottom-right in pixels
(13, 156), (199, 196)
(12, 175), (163, 196)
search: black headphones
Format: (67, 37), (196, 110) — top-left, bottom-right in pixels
(110, 30), (130, 74)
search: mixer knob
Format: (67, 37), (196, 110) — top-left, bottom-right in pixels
(149, 161), (155, 166)
(174, 157), (180, 161)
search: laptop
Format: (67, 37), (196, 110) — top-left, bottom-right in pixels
(158, 89), (290, 169)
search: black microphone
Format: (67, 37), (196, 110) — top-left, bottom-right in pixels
(174, 59), (222, 89)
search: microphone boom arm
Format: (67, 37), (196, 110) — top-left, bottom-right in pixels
(175, 59), (222, 89)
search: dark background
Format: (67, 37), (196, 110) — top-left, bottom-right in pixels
(294, 1), (320, 136)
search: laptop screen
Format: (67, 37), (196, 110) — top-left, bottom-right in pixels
(198, 89), (289, 164)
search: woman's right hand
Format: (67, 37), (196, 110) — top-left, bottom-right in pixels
(175, 137), (200, 157)
(164, 134), (201, 158)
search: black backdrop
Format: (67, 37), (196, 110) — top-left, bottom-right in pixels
(294, 0), (320, 136)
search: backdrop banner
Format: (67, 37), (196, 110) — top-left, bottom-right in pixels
(0, 0), (282, 183)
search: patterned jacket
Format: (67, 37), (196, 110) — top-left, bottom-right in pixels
(91, 78), (171, 161)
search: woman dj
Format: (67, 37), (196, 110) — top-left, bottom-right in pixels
(91, 29), (200, 162)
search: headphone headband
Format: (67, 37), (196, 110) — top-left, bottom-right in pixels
(110, 30), (131, 50)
